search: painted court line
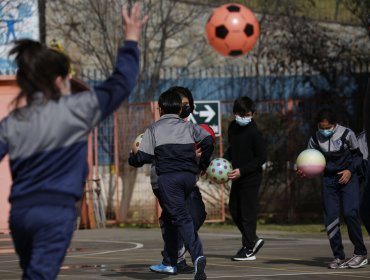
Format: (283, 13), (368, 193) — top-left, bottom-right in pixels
(0, 259), (18, 264)
(67, 240), (143, 257)
(0, 269), (18, 274)
(0, 240), (143, 263)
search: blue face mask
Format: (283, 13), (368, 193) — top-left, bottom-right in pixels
(235, 115), (252, 126)
(319, 128), (334, 137)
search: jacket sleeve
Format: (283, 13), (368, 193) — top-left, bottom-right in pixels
(128, 151), (154, 167)
(192, 123), (214, 171)
(94, 41), (140, 121)
(239, 129), (267, 176)
(222, 124), (232, 161)
(223, 146), (231, 161)
(128, 128), (155, 167)
(0, 119), (8, 161)
(198, 135), (214, 171)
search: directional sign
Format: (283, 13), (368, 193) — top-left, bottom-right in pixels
(189, 101), (221, 136)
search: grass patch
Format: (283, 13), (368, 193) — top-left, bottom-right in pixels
(202, 222), (325, 233)
(202, 222), (369, 234)
(110, 221), (368, 235)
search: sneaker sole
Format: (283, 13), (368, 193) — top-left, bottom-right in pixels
(232, 255), (257, 261)
(348, 259), (368, 269)
(194, 257), (207, 280)
(329, 264), (348, 269)
(253, 239), (264, 255)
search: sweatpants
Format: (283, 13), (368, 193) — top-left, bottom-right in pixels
(157, 171), (203, 266)
(9, 205), (76, 280)
(322, 174), (367, 259)
(153, 186), (207, 265)
(229, 177), (261, 250)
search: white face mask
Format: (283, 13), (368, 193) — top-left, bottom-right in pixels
(235, 115), (252, 126)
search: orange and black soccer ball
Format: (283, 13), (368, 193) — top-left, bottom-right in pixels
(205, 3), (260, 57)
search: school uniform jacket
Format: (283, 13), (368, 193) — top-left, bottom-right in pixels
(308, 124), (363, 176)
(0, 41), (139, 208)
(128, 114), (214, 175)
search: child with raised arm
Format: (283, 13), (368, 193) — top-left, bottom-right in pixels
(0, 4), (147, 279)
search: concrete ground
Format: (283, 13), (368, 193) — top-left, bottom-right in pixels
(0, 226), (370, 279)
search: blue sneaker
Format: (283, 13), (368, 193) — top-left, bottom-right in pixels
(194, 256), (207, 280)
(149, 263), (177, 275)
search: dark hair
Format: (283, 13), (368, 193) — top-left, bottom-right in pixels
(233, 96), (255, 115)
(170, 86), (194, 112)
(315, 108), (337, 124)
(158, 88), (182, 115)
(9, 39), (70, 109)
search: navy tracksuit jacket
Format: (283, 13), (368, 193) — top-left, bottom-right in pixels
(0, 41), (140, 279)
(129, 114), (214, 265)
(308, 124), (367, 259)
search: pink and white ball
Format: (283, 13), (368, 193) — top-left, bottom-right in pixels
(296, 149), (326, 176)
(206, 158), (233, 184)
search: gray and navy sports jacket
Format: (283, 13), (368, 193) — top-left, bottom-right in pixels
(0, 41), (139, 208)
(129, 114), (214, 175)
(308, 124), (363, 175)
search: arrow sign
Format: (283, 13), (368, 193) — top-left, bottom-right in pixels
(190, 101), (221, 136)
(199, 105), (216, 122)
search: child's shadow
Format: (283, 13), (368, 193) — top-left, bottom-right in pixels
(263, 257), (330, 268)
(206, 254), (330, 268)
(102, 264), (169, 279)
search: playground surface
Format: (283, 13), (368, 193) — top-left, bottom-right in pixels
(1, 226), (370, 279)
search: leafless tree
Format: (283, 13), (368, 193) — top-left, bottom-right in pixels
(46, 0), (213, 222)
(342, 0), (370, 28)
(44, 0), (370, 223)
(224, 0), (370, 222)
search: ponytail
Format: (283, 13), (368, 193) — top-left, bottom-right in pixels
(9, 39), (70, 109)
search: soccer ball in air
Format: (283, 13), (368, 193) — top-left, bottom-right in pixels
(132, 133), (144, 154)
(205, 3), (260, 57)
(206, 158), (233, 184)
(296, 149), (326, 177)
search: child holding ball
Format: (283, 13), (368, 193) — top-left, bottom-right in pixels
(302, 108), (367, 269)
(223, 96), (267, 261)
(129, 88), (214, 280)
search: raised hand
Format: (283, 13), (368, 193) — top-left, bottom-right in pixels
(122, 3), (149, 42)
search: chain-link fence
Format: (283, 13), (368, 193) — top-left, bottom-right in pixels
(1, 61), (369, 225)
